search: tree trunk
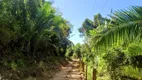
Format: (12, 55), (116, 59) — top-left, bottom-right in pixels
(86, 65), (87, 80)
(92, 69), (97, 80)
(82, 62), (84, 72)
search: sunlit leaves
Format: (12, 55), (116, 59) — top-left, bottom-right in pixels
(120, 66), (142, 79)
(80, 6), (142, 80)
(95, 6), (142, 49)
(126, 43), (142, 56)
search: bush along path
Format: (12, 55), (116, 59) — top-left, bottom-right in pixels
(50, 59), (84, 80)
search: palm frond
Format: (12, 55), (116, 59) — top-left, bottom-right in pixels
(120, 65), (142, 79)
(95, 6), (142, 49)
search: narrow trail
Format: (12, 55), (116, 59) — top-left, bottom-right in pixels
(50, 59), (84, 80)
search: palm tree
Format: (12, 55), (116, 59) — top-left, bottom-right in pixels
(95, 6), (142, 48)
(0, 0), (72, 60)
(93, 6), (142, 80)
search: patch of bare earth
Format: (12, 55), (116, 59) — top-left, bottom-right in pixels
(50, 59), (84, 80)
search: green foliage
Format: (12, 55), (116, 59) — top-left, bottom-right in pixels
(79, 6), (142, 80)
(120, 66), (142, 79)
(65, 43), (83, 58)
(79, 13), (108, 37)
(95, 6), (142, 49)
(65, 46), (74, 57)
(0, 0), (72, 79)
(126, 43), (142, 56)
(79, 18), (95, 36)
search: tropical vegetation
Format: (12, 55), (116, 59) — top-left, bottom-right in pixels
(0, 0), (142, 80)
(78, 6), (142, 80)
(0, 0), (72, 79)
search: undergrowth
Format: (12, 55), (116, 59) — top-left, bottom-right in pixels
(0, 56), (69, 80)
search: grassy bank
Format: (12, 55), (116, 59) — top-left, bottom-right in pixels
(0, 57), (70, 80)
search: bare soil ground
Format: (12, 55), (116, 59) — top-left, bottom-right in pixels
(50, 59), (84, 80)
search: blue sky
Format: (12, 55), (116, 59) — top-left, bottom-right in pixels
(52, 0), (142, 44)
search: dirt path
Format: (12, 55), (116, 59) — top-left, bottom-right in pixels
(50, 59), (84, 80)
